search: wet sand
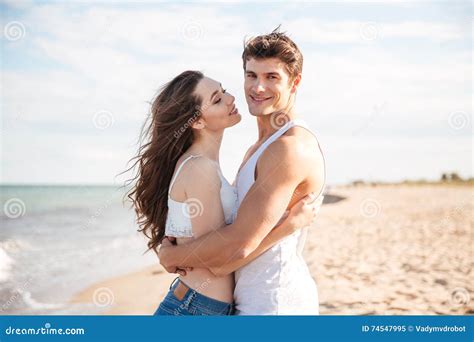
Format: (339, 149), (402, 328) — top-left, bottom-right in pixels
(71, 184), (473, 315)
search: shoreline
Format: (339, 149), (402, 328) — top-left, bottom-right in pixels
(70, 265), (176, 315)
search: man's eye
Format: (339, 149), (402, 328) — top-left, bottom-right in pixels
(215, 98), (221, 104)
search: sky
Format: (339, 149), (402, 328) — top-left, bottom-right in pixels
(0, 0), (472, 185)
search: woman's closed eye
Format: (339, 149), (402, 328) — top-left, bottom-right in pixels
(214, 89), (227, 104)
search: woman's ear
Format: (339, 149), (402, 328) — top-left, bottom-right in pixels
(191, 118), (205, 130)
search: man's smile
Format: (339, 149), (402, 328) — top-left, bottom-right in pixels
(249, 94), (273, 104)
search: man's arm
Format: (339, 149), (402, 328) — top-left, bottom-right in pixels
(159, 137), (316, 269)
(209, 193), (322, 276)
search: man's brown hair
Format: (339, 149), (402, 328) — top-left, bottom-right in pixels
(242, 26), (303, 81)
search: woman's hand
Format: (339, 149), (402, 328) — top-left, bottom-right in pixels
(286, 192), (323, 232)
(157, 237), (193, 276)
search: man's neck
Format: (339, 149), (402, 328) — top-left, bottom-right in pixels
(256, 110), (297, 141)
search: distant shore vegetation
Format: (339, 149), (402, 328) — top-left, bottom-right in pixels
(350, 172), (473, 187)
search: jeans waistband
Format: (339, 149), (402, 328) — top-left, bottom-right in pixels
(170, 277), (234, 314)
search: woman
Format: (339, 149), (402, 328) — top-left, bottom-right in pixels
(127, 70), (318, 315)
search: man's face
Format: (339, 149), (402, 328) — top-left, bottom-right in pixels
(244, 57), (299, 117)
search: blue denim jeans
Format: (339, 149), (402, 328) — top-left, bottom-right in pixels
(154, 277), (235, 316)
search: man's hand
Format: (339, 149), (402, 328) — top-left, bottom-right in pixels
(158, 237), (193, 276)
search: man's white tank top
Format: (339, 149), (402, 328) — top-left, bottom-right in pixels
(233, 119), (325, 315)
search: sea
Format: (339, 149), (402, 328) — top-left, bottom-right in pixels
(0, 185), (157, 315)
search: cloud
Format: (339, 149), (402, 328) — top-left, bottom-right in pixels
(284, 19), (466, 44)
(1, 2), (471, 184)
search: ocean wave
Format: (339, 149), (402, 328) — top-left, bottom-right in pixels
(17, 289), (64, 311)
(0, 239), (32, 253)
(0, 246), (14, 283)
(0, 239), (32, 283)
(0, 286), (65, 314)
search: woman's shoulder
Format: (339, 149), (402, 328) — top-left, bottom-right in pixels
(180, 154), (218, 172)
(179, 155), (221, 186)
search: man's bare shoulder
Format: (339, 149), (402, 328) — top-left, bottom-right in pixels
(284, 125), (320, 145)
(258, 135), (307, 173)
(269, 126), (321, 158)
(257, 126), (324, 178)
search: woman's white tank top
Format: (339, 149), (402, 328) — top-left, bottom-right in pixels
(165, 155), (238, 238)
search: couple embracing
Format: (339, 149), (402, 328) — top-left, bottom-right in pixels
(128, 27), (325, 316)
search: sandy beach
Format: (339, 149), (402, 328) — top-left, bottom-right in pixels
(71, 184), (473, 315)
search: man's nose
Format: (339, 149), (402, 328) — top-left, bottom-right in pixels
(254, 81), (265, 94)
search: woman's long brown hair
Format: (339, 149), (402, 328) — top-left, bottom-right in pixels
(125, 70), (204, 252)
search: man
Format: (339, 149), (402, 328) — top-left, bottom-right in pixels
(158, 27), (325, 315)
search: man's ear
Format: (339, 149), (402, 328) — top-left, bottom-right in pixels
(291, 74), (302, 93)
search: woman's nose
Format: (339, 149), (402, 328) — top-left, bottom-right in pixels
(226, 93), (235, 104)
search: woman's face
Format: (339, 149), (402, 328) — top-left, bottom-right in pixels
(193, 76), (241, 131)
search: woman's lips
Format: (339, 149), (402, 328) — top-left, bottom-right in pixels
(229, 105), (238, 115)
